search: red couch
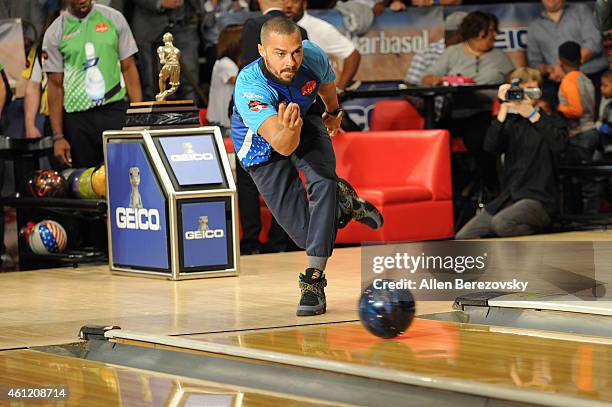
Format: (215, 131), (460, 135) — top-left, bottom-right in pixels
(370, 99), (425, 131)
(332, 130), (454, 243)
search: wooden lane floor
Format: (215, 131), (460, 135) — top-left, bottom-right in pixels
(107, 318), (612, 406)
(0, 349), (344, 406)
(2, 231), (612, 350)
(0, 246), (452, 350)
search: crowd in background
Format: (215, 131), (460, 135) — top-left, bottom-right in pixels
(0, 0), (611, 259)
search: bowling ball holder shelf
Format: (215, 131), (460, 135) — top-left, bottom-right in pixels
(0, 196), (109, 270)
(0, 137), (108, 270)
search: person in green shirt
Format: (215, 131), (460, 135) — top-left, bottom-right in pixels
(42, 0), (142, 168)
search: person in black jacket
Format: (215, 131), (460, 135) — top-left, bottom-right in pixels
(456, 68), (567, 239)
(237, 0), (308, 254)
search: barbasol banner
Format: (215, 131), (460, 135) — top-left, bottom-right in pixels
(107, 141), (169, 271)
(311, 2), (594, 82)
(181, 200), (229, 269)
(159, 135), (225, 186)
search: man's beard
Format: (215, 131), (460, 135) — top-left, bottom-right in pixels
(265, 59), (296, 85)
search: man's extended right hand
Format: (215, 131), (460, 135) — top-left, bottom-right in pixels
(278, 102), (303, 133)
(54, 138), (72, 167)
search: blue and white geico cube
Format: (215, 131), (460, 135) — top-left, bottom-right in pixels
(103, 127), (239, 280)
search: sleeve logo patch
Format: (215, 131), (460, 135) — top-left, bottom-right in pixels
(41, 50), (49, 64)
(95, 23), (109, 33)
(248, 100), (269, 111)
(301, 80), (317, 96)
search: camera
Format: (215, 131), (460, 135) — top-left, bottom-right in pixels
(505, 78), (542, 101)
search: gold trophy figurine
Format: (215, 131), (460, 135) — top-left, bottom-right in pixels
(155, 32), (181, 102)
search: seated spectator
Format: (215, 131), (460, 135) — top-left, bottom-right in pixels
(422, 11), (514, 191)
(422, 11), (514, 87)
(456, 68), (566, 239)
(557, 41), (600, 214)
(404, 11), (466, 121)
(528, 0), (607, 106)
(206, 25), (241, 137)
(284, 0), (361, 92)
(597, 70), (612, 156)
(404, 11), (466, 86)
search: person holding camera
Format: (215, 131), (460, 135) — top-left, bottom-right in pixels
(455, 68), (567, 239)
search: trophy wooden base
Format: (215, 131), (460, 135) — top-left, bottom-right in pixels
(123, 100), (200, 130)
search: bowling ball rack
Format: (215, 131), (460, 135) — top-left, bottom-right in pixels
(0, 136), (108, 270)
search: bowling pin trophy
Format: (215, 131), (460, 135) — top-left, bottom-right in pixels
(102, 33), (240, 280)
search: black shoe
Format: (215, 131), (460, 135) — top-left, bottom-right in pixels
(297, 268), (327, 316)
(337, 178), (384, 230)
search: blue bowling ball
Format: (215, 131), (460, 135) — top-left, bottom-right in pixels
(358, 280), (416, 339)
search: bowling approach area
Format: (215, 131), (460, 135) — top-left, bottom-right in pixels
(0, 232), (611, 406)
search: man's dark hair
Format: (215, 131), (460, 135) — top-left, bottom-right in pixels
(261, 16), (302, 45)
(459, 11), (498, 41)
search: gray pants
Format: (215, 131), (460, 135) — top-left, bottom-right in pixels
(245, 114), (338, 266)
(455, 199), (551, 239)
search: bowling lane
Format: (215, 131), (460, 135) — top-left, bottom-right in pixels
(183, 319), (612, 406)
(0, 350), (342, 406)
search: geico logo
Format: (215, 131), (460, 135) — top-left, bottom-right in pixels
(170, 153), (214, 162)
(185, 229), (225, 240)
(494, 28), (528, 52)
(116, 207), (161, 231)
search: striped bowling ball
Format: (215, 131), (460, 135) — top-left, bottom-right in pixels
(28, 220), (68, 254)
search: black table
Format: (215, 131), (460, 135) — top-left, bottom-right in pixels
(341, 81), (501, 129)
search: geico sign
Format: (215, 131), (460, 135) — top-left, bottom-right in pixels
(185, 229), (225, 240)
(116, 207), (161, 231)
(170, 153), (214, 162)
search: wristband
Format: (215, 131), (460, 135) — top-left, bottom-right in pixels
(325, 108), (343, 118)
(527, 110), (538, 120)
(52, 134), (64, 141)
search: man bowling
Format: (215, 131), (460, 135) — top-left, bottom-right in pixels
(231, 17), (383, 316)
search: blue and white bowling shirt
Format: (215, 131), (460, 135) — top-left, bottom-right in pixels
(231, 40), (336, 167)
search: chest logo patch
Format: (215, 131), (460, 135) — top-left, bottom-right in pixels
(248, 100), (269, 112)
(95, 23), (109, 33)
(301, 80), (316, 96)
